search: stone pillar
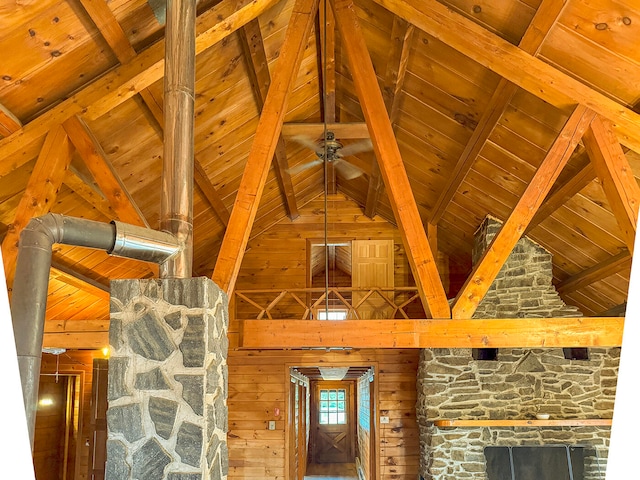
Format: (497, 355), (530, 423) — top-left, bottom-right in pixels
(106, 278), (228, 480)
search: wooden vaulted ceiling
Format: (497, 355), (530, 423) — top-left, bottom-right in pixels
(0, 0), (639, 328)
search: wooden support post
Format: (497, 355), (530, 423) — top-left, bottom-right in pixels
(212, 0), (320, 295)
(332, 0), (449, 318)
(452, 105), (596, 319)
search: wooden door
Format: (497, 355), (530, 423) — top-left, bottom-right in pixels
(352, 239), (394, 319)
(313, 381), (354, 464)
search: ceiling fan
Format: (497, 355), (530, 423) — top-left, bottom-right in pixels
(288, 131), (372, 180)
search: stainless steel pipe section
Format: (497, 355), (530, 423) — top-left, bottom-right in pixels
(11, 213), (180, 447)
(160, 0), (196, 278)
(111, 220), (181, 263)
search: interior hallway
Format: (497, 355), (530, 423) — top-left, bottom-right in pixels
(304, 463), (358, 480)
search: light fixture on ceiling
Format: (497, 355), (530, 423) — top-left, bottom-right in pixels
(318, 366), (349, 380)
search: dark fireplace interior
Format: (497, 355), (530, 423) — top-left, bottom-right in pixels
(485, 446), (589, 480)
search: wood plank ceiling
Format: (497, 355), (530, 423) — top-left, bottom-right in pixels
(0, 0), (638, 326)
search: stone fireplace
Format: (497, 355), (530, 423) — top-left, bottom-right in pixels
(416, 217), (619, 479)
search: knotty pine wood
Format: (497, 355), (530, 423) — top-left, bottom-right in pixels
(227, 349), (419, 480)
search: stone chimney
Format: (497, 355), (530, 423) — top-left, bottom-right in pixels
(416, 217), (618, 479)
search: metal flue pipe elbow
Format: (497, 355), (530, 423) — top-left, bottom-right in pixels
(10, 213), (180, 447)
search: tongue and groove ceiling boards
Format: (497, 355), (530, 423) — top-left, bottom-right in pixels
(0, 0), (638, 330)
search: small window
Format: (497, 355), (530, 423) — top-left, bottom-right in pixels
(319, 388), (347, 424)
(315, 308), (348, 320)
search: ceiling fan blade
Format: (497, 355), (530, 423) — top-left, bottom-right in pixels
(334, 159), (364, 180)
(290, 135), (322, 152)
(287, 158), (324, 176)
(337, 138), (373, 157)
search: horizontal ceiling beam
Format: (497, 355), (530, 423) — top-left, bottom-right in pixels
(43, 319), (109, 349)
(0, 0), (280, 176)
(373, 0), (640, 153)
(241, 317), (624, 349)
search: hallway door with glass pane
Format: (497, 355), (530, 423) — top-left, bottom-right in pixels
(312, 381), (354, 463)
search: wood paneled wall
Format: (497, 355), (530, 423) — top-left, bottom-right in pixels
(227, 349), (420, 480)
(234, 193), (414, 321)
(39, 350), (104, 480)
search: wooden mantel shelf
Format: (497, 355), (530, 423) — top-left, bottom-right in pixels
(434, 419), (612, 428)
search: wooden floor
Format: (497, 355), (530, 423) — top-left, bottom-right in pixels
(304, 462), (358, 480)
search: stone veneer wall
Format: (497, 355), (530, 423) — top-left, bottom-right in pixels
(106, 278), (228, 480)
(417, 218), (619, 479)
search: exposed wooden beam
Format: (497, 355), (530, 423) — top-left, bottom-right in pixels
(194, 161), (231, 226)
(282, 122), (369, 140)
(365, 17), (412, 218)
(382, 17), (413, 124)
(372, 0), (640, 153)
(241, 317), (624, 349)
(62, 115), (149, 228)
(43, 320), (110, 349)
(429, 0), (567, 225)
(452, 105), (597, 319)
(0, 0), (280, 175)
(213, 0), (320, 295)
(1, 125), (74, 287)
(526, 152), (595, 233)
(77, 0), (137, 63)
(0, 103), (21, 138)
(63, 167), (117, 220)
(318, 0), (337, 193)
(556, 250), (631, 295)
(332, 0), (449, 319)
(50, 261), (110, 300)
(239, 19), (299, 219)
(583, 115), (640, 254)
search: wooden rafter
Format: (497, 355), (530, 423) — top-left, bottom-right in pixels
(0, 0), (280, 176)
(526, 152), (594, 233)
(194, 161), (231, 226)
(452, 105), (597, 319)
(62, 115), (149, 228)
(429, 0), (567, 225)
(332, 0), (449, 319)
(583, 115), (640, 254)
(136, 88), (231, 226)
(317, 0), (338, 194)
(63, 168), (117, 220)
(365, 17), (413, 219)
(556, 250), (631, 295)
(1, 125), (74, 287)
(212, 0), (320, 296)
(50, 260), (110, 300)
(372, 0), (640, 153)
(241, 317), (624, 349)
(77, 0), (137, 64)
(240, 19), (299, 219)
(0, 103), (21, 138)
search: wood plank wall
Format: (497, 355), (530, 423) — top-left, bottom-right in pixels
(39, 349), (104, 480)
(234, 193), (414, 321)
(227, 349), (420, 480)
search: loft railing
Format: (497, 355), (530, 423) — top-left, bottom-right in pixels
(233, 287), (426, 320)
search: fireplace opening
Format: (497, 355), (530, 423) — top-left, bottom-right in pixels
(485, 445), (586, 480)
